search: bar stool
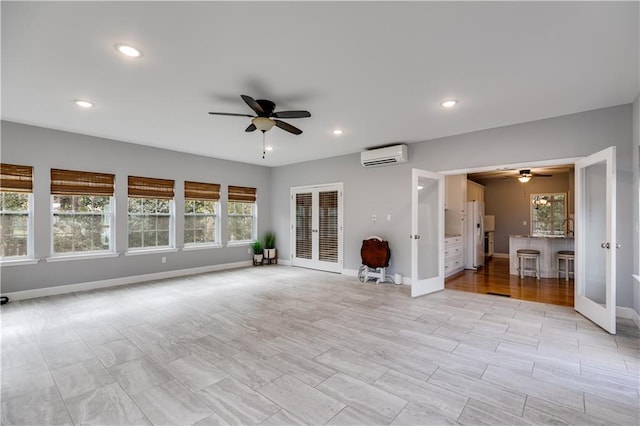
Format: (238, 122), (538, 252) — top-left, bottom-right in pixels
(517, 249), (540, 279)
(556, 250), (575, 281)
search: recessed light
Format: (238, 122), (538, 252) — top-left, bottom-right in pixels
(332, 129), (344, 135)
(265, 146), (273, 151)
(74, 100), (94, 108)
(115, 44), (142, 57)
(441, 100), (457, 108)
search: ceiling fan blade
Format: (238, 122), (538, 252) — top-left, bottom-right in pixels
(272, 110), (311, 119)
(208, 112), (254, 117)
(534, 174), (553, 177)
(245, 123), (257, 132)
(275, 119), (302, 135)
(241, 95), (264, 115)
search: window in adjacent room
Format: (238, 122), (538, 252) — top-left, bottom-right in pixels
(530, 193), (567, 237)
(51, 169), (115, 255)
(0, 163), (33, 259)
(184, 181), (220, 247)
(227, 185), (257, 243)
(128, 176), (175, 250)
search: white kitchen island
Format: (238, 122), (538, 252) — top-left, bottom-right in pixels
(509, 235), (574, 278)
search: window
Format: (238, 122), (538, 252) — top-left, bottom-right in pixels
(227, 185), (257, 243)
(531, 193), (566, 237)
(184, 181), (220, 246)
(51, 169), (115, 255)
(128, 176), (174, 250)
(0, 163), (33, 259)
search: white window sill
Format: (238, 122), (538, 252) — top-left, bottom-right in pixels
(124, 248), (178, 256)
(226, 241), (252, 247)
(0, 258), (40, 267)
(182, 244), (223, 252)
(46, 252), (120, 263)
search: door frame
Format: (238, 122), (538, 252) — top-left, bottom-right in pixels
(290, 182), (344, 273)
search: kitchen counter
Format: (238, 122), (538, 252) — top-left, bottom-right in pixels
(509, 235), (574, 278)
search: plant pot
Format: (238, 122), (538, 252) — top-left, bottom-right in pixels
(253, 254), (263, 264)
(264, 248), (276, 259)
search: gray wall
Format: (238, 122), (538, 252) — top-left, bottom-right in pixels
(271, 104), (636, 308)
(0, 121), (271, 293)
(473, 173), (572, 254)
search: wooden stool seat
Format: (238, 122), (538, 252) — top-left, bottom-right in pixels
(517, 249), (540, 279)
(557, 250), (575, 281)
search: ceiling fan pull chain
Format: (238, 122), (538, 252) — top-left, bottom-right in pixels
(262, 131), (266, 159)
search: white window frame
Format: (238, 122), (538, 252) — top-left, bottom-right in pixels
(50, 195), (115, 257)
(530, 192), (567, 237)
(227, 201), (257, 245)
(184, 199), (221, 248)
(0, 192), (34, 261)
(127, 197), (175, 252)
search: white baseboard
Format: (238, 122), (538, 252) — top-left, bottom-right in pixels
(617, 306), (640, 329)
(342, 267), (409, 285)
(492, 253), (509, 259)
(278, 259), (292, 266)
(4, 260), (252, 301)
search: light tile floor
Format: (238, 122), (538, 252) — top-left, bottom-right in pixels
(1, 266), (638, 425)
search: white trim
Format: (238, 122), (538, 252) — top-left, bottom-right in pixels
(342, 268), (359, 277)
(616, 306), (640, 329)
(0, 258), (40, 267)
(46, 252), (119, 262)
(182, 244), (223, 251)
(440, 157), (584, 176)
(633, 274), (640, 286)
(4, 260), (252, 301)
(492, 252), (509, 259)
(124, 248), (178, 256)
(278, 259), (292, 266)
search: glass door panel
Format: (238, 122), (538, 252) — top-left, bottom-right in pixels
(411, 169), (444, 297)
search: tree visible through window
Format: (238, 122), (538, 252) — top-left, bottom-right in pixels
(184, 199), (218, 245)
(0, 192), (30, 257)
(53, 195), (111, 253)
(531, 193), (566, 237)
(128, 198), (172, 248)
(228, 201), (255, 242)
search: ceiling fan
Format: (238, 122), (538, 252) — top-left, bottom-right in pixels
(208, 95), (311, 135)
(517, 169), (552, 183)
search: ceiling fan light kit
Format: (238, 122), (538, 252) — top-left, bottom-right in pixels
(208, 94), (311, 159)
(518, 169), (532, 183)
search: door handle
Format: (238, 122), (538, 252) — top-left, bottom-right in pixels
(415, 235), (420, 239)
(616, 244), (621, 249)
(600, 242), (610, 249)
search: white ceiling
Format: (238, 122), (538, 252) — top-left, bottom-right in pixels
(2, 2), (638, 167)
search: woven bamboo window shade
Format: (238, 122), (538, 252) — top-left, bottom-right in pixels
(228, 185), (256, 202)
(128, 176), (174, 199)
(51, 169), (115, 196)
(0, 163), (33, 193)
(184, 181), (220, 201)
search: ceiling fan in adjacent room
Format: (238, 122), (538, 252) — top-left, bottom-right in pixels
(208, 95), (311, 158)
(516, 169), (552, 183)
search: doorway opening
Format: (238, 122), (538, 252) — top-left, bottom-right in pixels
(440, 157), (581, 306)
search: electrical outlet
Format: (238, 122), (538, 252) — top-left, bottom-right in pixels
(161, 256), (167, 264)
(372, 214), (376, 223)
(522, 221), (527, 226)
(387, 214), (391, 221)
(248, 248), (251, 254)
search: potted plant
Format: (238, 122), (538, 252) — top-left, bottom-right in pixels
(264, 232), (276, 259)
(251, 240), (263, 265)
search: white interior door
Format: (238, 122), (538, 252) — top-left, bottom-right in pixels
(291, 183), (343, 273)
(575, 146), (616, 334)
(411, 169), (445, 297)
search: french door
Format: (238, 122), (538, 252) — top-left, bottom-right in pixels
(575, 147), (617, 334)
(411, 169), (445, 297)
(291, 183), (343, 273)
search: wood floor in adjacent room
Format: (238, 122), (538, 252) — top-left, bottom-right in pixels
(2, 266), (638, 425)
(446, 257), (574, 307)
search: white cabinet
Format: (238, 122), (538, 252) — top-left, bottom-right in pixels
(445, 175), (467, 236)
(445, 236), (464, 277)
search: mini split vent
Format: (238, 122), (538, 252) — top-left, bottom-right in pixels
(360, 144), (408, 167)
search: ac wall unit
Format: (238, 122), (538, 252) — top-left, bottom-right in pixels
(361, 144), (408, 167)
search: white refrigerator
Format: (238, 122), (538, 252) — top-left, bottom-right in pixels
(465, 201), (485, 269)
